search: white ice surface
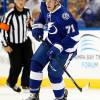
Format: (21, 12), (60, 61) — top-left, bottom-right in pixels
(0, 86), (100, 100)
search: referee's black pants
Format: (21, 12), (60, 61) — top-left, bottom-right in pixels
(7, 38), (33, 87)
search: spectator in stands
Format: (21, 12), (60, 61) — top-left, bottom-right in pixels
(8, 2), (15, 10)
(67, 0), (76, 11)
(68, 0), (85, 28)
(25, 0), (40, 15)
(88, 0), (100, 27)
(77, 0), (96, 27)
(93, 8), (100, 27)
(69, 6), (86, 28)
(89, 0), (100, 14)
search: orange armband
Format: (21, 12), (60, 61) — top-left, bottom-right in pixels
(0, 23), (9, 31)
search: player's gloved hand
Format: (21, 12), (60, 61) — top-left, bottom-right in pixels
(32, 28), (43, 42)
(47, 44), (63, 59)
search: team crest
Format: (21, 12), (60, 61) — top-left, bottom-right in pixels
(62, 13), (70, 20)
(48, 22), (58, 35)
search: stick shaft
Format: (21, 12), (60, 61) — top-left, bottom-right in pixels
(63, 66), (82, 92)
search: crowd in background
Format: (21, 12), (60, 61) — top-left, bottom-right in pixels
(68, 0), (100, 27)
(0, 0), (100, 28)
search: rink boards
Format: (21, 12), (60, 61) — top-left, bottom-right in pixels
(0, 28), (100, 89)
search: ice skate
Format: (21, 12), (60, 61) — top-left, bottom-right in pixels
(55, 89), (68, 100)
(25, 93), (39, 100)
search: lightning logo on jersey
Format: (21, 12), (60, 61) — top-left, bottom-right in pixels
(48, 22), (58, 35)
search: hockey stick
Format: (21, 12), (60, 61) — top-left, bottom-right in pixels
(63, 62), (82, 92)
(54, 49), (90, 92)
(55, 53), (82, 92)
(41, 39), (82, 92)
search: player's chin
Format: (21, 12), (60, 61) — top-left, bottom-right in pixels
(47, 7), (52, 12)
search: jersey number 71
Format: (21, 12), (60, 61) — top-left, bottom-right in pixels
(65, 24), (75, 34)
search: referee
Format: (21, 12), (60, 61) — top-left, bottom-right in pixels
(1, 0), (33, 92)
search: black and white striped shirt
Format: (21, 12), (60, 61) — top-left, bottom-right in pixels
(1, 7), (31, 46)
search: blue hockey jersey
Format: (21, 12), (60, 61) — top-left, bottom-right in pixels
(32, 1), (80, 53)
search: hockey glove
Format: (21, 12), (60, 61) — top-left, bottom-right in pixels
(47, 44), (63, 59)
(32, 28), (43, 42)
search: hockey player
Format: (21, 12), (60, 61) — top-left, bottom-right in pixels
(26, 0), (80, 100)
